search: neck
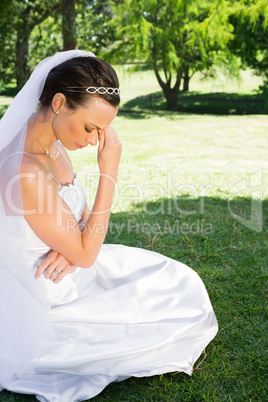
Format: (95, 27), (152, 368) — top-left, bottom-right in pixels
(27, 109), (57, 153)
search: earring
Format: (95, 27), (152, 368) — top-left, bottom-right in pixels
(55, 110), (60, 115)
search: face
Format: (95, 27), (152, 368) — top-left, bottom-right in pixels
(52, 96), (118, 150)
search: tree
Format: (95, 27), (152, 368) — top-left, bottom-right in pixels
(29, 16), (62, 71)
(108, 0), (236, 110)
(228, 0), (268, 89)
(76, 0), (116, 55)
(0, 1), (17, 89)
(0, 0), (116, 90)
(0, 0), (61, 90)
(62, 0), (77, 50)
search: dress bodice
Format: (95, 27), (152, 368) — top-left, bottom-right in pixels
(58, 173), (86, 223)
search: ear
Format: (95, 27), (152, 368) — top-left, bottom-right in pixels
(51, 93), (66, 114)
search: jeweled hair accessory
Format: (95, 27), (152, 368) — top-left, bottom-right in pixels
(66, 86), (120, 95)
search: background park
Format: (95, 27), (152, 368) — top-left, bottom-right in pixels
(0, 0), (267, 401)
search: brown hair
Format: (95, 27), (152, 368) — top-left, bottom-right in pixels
(39, 56), (120, 110)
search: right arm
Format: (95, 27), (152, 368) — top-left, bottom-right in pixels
(21, 127), (121, 268)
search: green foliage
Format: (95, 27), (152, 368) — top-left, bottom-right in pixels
(229, 0), (268, 89)
(29, 16), (62, 71)
(0, 0), (18, 83)
(108, 0), (239, 110)
(1, 0), (267, 97)
(0, 0), (117, 87)
(0, 0), (60, 88)
(76, 0), (116, 54)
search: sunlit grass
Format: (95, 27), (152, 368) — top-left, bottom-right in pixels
(72, 113), (268, 215)
(0, 95), (13, 105)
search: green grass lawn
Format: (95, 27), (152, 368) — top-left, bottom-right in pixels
(0, 69), (267, 401)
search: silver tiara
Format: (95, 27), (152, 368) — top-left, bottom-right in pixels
(66, 86), (120, 95)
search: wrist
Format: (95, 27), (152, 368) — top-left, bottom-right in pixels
(99, 169), (118, 182)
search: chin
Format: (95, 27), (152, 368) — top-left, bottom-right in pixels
(65, 144), (76, 151)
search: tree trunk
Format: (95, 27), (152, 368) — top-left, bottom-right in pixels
(154, 67), (182, 111)
(16, 32), (30, 91)
(163, 87), (180, 111)
(62, 0), (77, 50)
(183, 67), (190, 92)
(14, 2), (60, 90)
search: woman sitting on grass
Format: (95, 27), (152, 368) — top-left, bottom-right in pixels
(0, 49), (218, 401)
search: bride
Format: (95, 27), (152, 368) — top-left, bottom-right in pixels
(0, 50), (218, 402)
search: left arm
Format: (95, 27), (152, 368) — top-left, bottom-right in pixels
(36, 204), (91, 283)
(36, 143), (91, 283)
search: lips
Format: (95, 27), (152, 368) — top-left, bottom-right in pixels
(75, 143), (84, 149)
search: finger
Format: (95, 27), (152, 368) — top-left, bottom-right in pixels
(43, 254), (66, 279)
(51, 268), (64, 282)
(108, 126), (116, 141)
(52, 269), (68, 284)
(105, 127), (114, 144)
(53, 264), (77, 284)
(47, 259), (68, 280)
(98, 129), (105, 151)
(49, 266), (64, 281)
(52, 264), (73, 283)
(35, 252), (57, 279)
(106, 127), (120, 146)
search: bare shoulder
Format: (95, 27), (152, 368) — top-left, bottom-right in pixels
(20, 152), (44, 175)
(20, 153), (59, 213)
(20, 153), (56, 191)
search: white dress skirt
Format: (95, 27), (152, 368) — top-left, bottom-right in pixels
(3, 175), (218, 402)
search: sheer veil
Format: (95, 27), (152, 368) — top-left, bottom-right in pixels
(0, 50), (95, 389)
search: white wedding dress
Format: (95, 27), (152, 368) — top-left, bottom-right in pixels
(4, 173), (218, 402)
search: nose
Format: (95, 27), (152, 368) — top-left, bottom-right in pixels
(86, 130), (98, 146)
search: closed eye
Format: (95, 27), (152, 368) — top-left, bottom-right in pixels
(85, 127), (92, 133)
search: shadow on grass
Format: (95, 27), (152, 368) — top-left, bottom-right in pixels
(0, 85), (17, 97)
(2, 90), (267, 121)
(1, 196), (267, 401)
(0, 104), (10, 119)
(105, 195), (267, 258)
(120, 91), (268, 118)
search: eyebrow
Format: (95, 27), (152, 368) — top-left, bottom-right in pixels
(87, 121), (101, 130)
